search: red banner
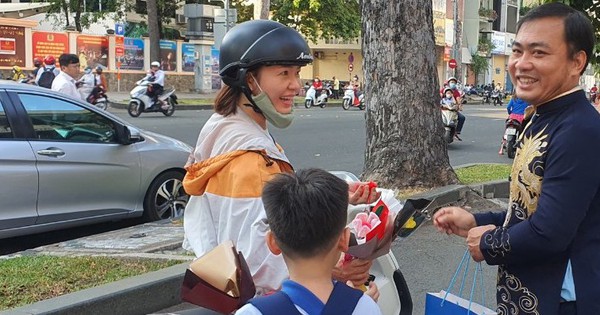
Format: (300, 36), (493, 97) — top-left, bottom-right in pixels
(0, 26), (25, 67)
(32, 32), (69, 64)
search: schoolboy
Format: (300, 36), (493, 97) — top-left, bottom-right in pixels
(236, 168), (381, 315)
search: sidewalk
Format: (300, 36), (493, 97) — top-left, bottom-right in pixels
(0, 179), (509, 315)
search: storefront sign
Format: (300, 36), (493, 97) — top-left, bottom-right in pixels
(0, 26), (25, 67)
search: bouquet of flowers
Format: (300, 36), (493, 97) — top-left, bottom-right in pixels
(345, 189), (434, 261)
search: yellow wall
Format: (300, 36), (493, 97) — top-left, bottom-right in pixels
(300, 49), (363, 83)
(491, 55), (508, 88)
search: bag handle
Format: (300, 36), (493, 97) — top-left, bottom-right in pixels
(441, 249), (488, 312)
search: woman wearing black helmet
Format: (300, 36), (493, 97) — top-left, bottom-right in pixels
(182, 20), (378, 294)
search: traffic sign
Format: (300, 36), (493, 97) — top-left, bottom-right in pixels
(448, 59), (457, 69)
(348, 63), (354, 72)
(115, 23), (125, 36)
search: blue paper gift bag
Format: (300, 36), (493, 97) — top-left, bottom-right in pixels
(425, 290), (497, 315)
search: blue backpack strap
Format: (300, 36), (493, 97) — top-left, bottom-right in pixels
(249, 291), (301, 315)
(321, 282), (363, 315)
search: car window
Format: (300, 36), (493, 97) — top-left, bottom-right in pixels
(19, 94), (118, 143)
(0, 102), (12, 139)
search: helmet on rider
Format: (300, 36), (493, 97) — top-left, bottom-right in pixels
(447, 77), (458, 90)
(43, 55), (56, 66)
(151, 61), (160, 68)
(95, 65), (103, 73)
(33, 57), (42, 67)
(218, 20), (312, 123)
(12, 65), (22, 73)
(443, 88), (454, 98)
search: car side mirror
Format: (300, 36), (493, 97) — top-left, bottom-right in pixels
(115, 125), (142, 145)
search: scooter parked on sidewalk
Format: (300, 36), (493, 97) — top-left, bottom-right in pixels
(128, 79), (178, 117)
(304, 85), (328, 108)
(342, 86), (365, 110)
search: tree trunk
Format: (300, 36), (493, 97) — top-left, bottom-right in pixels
(254, 0), (270, 19)
(146, 0), (161, 63)
(61, 0), (71, 27)
(361, 0), (459, 189)
(74, 0), (83, 32)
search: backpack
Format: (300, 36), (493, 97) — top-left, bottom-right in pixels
(38, 67), (56, 88)
(249, 281), (363, 315)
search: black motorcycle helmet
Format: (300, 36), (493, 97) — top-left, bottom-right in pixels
(219, 20), (313, 93)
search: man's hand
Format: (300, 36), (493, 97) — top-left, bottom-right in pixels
(348, 182), (380, 205)
(333, 255), (372, 286)
(347, 280), (380, 302)
(432, 207), (477, 238)
(467, 225), (496, 262)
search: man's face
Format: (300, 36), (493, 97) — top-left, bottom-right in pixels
(508, 17), (585, 105)
(62, 63), (80, 78)
(151, 66), (159, 72)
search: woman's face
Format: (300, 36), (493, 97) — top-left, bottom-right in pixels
(251, 65), (302, 114)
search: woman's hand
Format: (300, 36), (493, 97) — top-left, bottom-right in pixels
(333, 255), (372, 286)
(348, 182), (380, 205)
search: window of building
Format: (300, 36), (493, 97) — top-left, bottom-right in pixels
(506, 6), (518, 34)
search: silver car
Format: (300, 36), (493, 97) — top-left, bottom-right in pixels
(0, 81), (191, 239)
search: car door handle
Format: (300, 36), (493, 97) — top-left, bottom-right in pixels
(37, 148), (65, 157)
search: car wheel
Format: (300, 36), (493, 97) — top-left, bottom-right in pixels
(142, 170), (189, 221)
(128, 101), (142, 117)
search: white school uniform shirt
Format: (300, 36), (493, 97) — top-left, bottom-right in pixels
(52, 71), (82, 101)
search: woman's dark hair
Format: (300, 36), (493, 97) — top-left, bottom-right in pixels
(517, 3), (594, 75)
(213, 68), (259, 116)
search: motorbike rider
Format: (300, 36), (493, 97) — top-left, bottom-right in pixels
(77, 66), (95, 101)
(35, 55), (60, 88)
(589, 84), (597, 103)
(440, 77), (466, 140)
(142, 61), (166, 108)
(440, 88), (457, 109)
(94, 66), (108, 93)
(27, 57), (43, 83)
(506, 94), (529, 124)
(182, 19), (378, 295)
(11, 66), (27, 82)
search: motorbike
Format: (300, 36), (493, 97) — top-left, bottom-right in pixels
(491, 90), (503, 106)
(441, 103), (459, 144)
(482, 90), (491, 104)
(304, 85), (328, 108)
(128, 79), (178, 117)
(87, 87), (109, 110)
(342, 86), (365, 110)
(498, 116), (522, 159)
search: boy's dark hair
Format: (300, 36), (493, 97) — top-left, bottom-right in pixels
(262, 168), (349, 259)
(517, 3), (594, 75)
(58, 54), (79, 67)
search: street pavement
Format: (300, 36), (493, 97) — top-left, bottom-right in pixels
(0, 96), (513, 315)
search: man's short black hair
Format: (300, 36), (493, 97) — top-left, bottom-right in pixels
(262, 168), (349, 259)
(517, 3), (594, 75)
(58, 54), (79, 67)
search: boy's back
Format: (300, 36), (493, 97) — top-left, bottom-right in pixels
(235, 168), (381, 315)
(237, 279), (380, 315)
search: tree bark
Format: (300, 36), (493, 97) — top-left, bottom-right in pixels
(74, 0), (83, 32)
(361, 0), (459, 189)
(254, 0), (270, 19)
(61, 0), (71, 27)
(147, 0), (161, 63)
